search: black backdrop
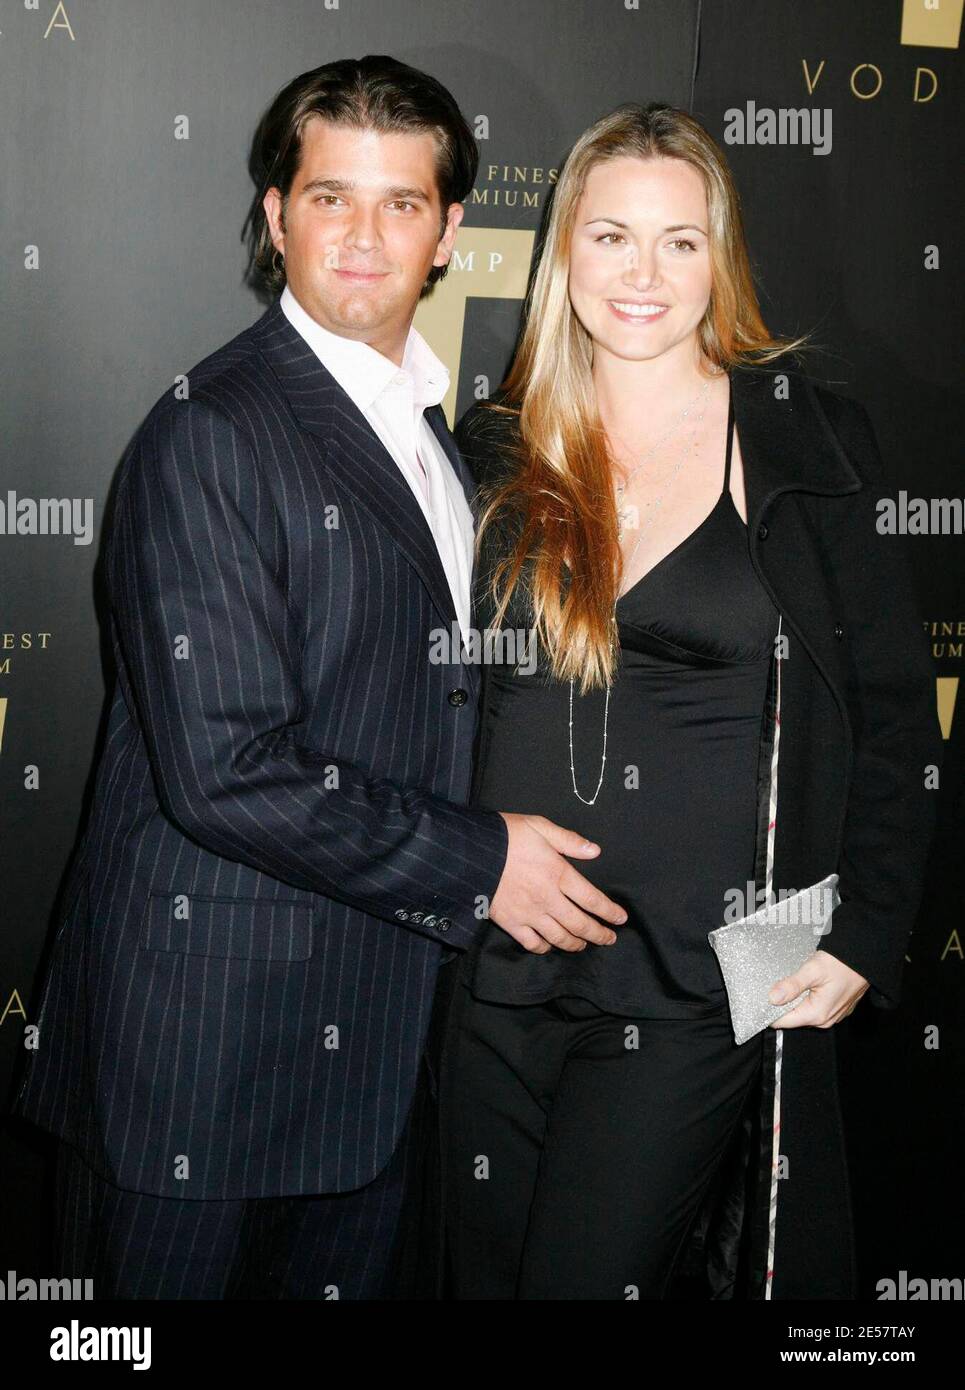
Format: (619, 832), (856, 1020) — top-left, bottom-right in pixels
(2, 0), (961, 1299)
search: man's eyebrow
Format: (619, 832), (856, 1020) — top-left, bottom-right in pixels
(299, 177), (431, 202)
(583, 217), (707, 235)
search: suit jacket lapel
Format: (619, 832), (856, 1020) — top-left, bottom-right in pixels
(424, 402), (477, 507)
(423, 402), (482, 698)
(253, 300), (465, 654)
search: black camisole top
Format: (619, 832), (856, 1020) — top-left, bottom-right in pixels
(466, 381), (781, 1017)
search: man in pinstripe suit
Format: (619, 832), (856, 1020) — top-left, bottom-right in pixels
(13, 57), (625, 1299)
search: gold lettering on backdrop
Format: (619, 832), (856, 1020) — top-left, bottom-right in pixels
(1, 633), (52, 650)
(800, 62), (941, 102)
(0, 634), (52, 753)
(43, 1), (76, 40)
(802, 59), (826, 94)
(472, 190), (541, 209)
(0, 632), (52, 678)
(901, 0), (963, 48)
(0, 990), (27, 1026)
(936, 676), (958, 740)
(850, 63), (884, 99)
(928, 619), (965, 659)
(483, 166), (557, 184)
(414, 228), (535, 424)
(913, 67), (939, 101)
(471, 166), (558, 212)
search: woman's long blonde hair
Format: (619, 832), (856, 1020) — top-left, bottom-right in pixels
(474, 102), (811, 693)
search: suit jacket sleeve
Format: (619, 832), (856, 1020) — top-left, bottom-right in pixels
(106, 396), (508, 950)
(812, 388), (944, 1006)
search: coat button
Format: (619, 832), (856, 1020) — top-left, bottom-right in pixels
(423, 914), (439, 928)
(758, 522), (769, 540)
(394, 908), (410, 921)
(833, 623), (844, 639)
(409, 911), (424, 924)
(448, 688), (468, 707)
(438, 918), (451, 932)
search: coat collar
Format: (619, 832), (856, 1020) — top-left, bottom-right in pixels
(729, 357), (863, 532)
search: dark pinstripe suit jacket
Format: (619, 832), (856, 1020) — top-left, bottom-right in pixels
(14, 296), (509, 1199)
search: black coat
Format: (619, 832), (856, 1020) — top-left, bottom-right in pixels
(403, 355), (944, 1301)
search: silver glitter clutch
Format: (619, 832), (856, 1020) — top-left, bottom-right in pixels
(708, 873), (841, 1045)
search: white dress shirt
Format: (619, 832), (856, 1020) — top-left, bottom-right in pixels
(280, 285), (474, 647)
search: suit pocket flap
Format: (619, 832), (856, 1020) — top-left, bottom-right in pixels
(141, 893), (313, 961)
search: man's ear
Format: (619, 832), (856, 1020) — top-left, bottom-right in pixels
(435, 201), (465, 267)
(263, 187), (285, 252)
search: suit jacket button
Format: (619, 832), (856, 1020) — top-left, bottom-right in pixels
(438, 918), (451, 931)
(409, 911), (424, 924)
(423, 914), (439, 927)
(757, 522), (769, 540)
(395, 908), (410, 921)
(448, 688), (468, 707)
(833, 623), (844, 639)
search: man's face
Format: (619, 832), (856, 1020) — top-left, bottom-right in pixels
(263, 117), (463, 362)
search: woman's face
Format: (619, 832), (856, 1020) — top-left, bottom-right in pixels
(568, 155), (713, 368)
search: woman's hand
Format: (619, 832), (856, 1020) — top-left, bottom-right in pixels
(767, 949), (870, 1029)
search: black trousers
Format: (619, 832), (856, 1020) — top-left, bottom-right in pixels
(439, 969), (764, 1300)
(53, 1090), (422, 1300)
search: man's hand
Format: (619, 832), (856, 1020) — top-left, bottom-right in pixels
(768, 949), (870, 1029)
(487, 813), (628, 954)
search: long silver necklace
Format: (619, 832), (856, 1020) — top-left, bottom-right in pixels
(568, 376), (719, 806)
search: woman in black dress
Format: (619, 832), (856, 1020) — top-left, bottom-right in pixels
(438, 103), (888, 1299)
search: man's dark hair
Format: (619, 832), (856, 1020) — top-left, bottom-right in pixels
(243, 54), (479, 299)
